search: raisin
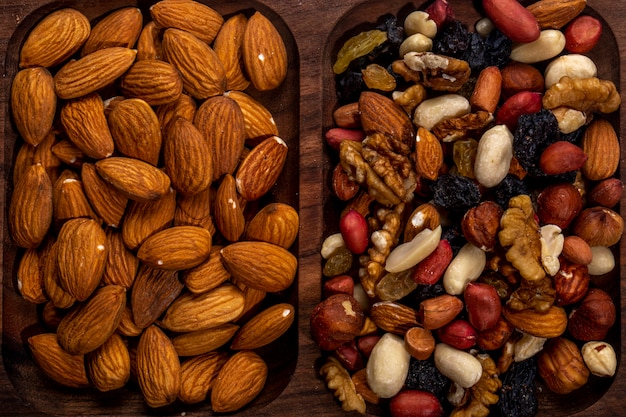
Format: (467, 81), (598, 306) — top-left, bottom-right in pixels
(404, 358), (450, 401)
(483, 29), (512, 68)
(411, 283), (447, 304)
(441, 224), (466, 256)
(336, 71), (365, 103)
(453, 138), (478, 178)
(362, 63), (396, 91)
(322, 246), (353, 277)
(498, 359), (539, 417)
(375, 268), (418, 301)
(333, 29), (388, 75)
(513, 109), (560, 176)
(431, 173), (481, 211)
(493, 175), (530, 209)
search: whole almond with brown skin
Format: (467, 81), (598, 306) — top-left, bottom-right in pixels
(214, 13), (250, 91)
(42, 242), (76, 309)
(17, 248), (47, 304)
(214, 174), (246, 242)
(173, 324), (239, 357)
(19, 8), (90, 68)
(245, 202), (299, 248)
(28, 333), (90, 388)
(52, 170), (99, 225)
(136, 325), (181, 408)
(161, 28), (226, 100)
(156, 93), (197, 130)
(9, 163), (53, 249)
(527, 0), (586, 29)
(150, 0), (223, 45)
(194, 95), (246, 181)
(182, 245), (230, 294)
(41, 301), (66, 330)
(131, 264), (183, 329)
(415, 127), (443, 181)
(86, 333), (131, 392)
(56, 284), (126, 355)
(235, 135), (288, 201)
(121, 60), (183, 106)
(51, 139), (86, 168)
(161, 283), (245, 332)
(242, 11), (288, 91)
(81, 163), (128, 228)
(174, 188), (213, 229)
(108, 98), (162, 165)
(122, 188), (177, 251)
(179, 351), (228, 404)
(404, 203), (440, 242)
(137, 225), (212, 270)
(14, 132), (61, 185)
(359, 91), (414, 149)
(163, 117), (212, 196)
(60, 92), (115, 159)
(502, 304), (567, 338)
(234, 283), (267, 323)
(11, 67), (56, 146)
(332, 163), (359, 201)
(81, 7), (143, 56)
(231, 303), (295, 350)
(581, 118), (620, 181)
(102, 228), (138, 288)
(370, 301), (420, 335)
(136, 21), (162, 61)
(561, 235), (593, 265)
(211, 350), (268, 413)
(117, 306), (143, 337)
(225, 90), (279, 144)
(95, 157), (171, 202)
(54, 47), (137, 100)
(220, 241), (297, 292)
(56, 218), (107, 301)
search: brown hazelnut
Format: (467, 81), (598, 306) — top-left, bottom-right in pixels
(568, 288), (616, 341)
(572, 206), (624, 247)
(537, 337), (589, 394)
(553, 257), (589, 306)
(404, 327), (436, 360)
(500, 61), (545, 99)
(461, 201), (502, 251)
(310, 294), (365, 351)
(476, 317), (515, 351)
(536, 182), (583, 229)
(589, 178), (623, 208)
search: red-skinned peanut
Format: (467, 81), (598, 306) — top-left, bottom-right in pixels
(495, 91), (543, 131)
(324, 127), (365, 151)
(436, 319), (477, 350)
(389, 390), (444, 417)
(323, 274), (354, 298)
(565, 15), (603, 53)
(464, 282), (502, 331)
(412, 239), (452, 285)
(482, 0), (540, 43)
(339, 209), (369, 254)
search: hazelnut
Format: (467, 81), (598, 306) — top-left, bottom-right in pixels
(404, 327), (436, 360)
(553, 257), (589, 306)
(589, 178), (623, 208)
(572, 206), (624, 247)
(536, 182), (583, 229)
(537, 337), (589, 394)
(500, 61), (544, 100)
(476, 317), (515, 351)
(581, 341), (617, 377)
(461, 201), (502, 251)
(567, 288), (616, 341)
(310, 294), (365, 351)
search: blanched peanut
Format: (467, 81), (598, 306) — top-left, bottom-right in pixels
(433, 343), (482, 388)
(475, 17), (495, 37)
(510, 30), (565, 64)
(544, 54), (597, 89)
(473, 124), (513, 188)
(404, 11), (437, 38)
(385, 225), (441, 273)
(399, 33), (433, 57)
(413, 94), (470, 130)
(587, 246), (615, 275)
(582, 341), (617, 377)
(442, 242), (486, 295)
(366, 333), (411, 398)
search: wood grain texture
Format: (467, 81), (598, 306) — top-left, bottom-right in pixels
(1, 0), (625, 416)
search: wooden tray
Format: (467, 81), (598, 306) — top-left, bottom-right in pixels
(0, 0), (625, 416)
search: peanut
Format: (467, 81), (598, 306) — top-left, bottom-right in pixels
(442, 243), (486, 295)
(544, 54), (597, 88)
(433, 343), (482, 388)
(413, 94), (470, 130)
(366, 333), (411, 398)
(473, 124), (513, 188)
(510, 30), (566, 64)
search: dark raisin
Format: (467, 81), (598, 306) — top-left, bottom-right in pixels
(483, 29), (512, 68)
(433, 20), (472, 58)
(493, 175), (530, 209)
(498, 359), (539, 417)
(441, 225), (466, 256)
(431, 174), (481, 211)
(369, 14), (404, 68)
(411, 283), (447, 304)
(336, 71), (365, 103)
(513, 109), (560, 176)
(404, 358), (450, 401)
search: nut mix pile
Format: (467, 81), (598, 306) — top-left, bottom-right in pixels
(312, 0), (622, 416)
(9, 0), (298, 412)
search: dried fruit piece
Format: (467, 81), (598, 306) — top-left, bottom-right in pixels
(333, 29), (388, 74)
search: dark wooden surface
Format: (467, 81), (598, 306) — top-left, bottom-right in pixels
(0, 0), (625, 416)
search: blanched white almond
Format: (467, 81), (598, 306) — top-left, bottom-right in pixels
(385, 225), (442, 273)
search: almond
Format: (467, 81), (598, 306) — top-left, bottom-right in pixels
(51, 139), (86, 168)
(95, 156), (171, 202)
(561, 235), (593, 265)
(136, 21), (162, 61)
(245, 202), (299, 248)
(56, 218), (107, 301)
(54, 47), (137, 99)
(210, 350), (268, 413)
(220, 241), (297, 292)
(225, 90), (279, 144)
(19, 8), (90, 68)
(502, 304), (568, 338)
(370, 301), (420, 335)
(42, 242), (76, 309)
(156, 93), (197, 130)
(359, 91), (414, 149)
(81, 7), (143, 56)
(231, 303), (294, 350)
(161, 283), (245, 332)
(60, 92), (115, 159)
(163, 117), (212, 195)
(242, 11), (288, 91)
(56, 284), (126, 354)
(117, 306), (143, 337)
(52, 170), (99, 225)
(122, 187), (177, 251)
(415, 127), (443, 181)
(214, 174), (246, 242)
(234, 284), (267, 323)
(86, 333), (131, 392)
(213, 13), (250, 91)
(81, 162), (129, 228)
(182, 245), (231, 294)
(27, 333), (90, 388)
(179, 351), (229, 404)
(136, 325), (181, 408)
(150, 0), (223, 45)
(17, 247), (47, 304)
(120, 60), (183, 105)
(235, 135), (288, 201)
(10, 67), (56, 146)
(581, 118), (620, 181)
(131, 264), (184, 329)
(102, 228), (139, 288)
(9, 163), (53, 249)
(527, 0), (587, 29)
(174, 188), (213, 229)
(161, 28), (226, 99)
(137, 225), (212, 270)
(172, 324), (239, 357)
(194, 95), (246, 181)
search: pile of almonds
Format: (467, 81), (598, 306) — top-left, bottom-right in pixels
(313, 0), (622, 416)
(9, 0), (298, 412)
